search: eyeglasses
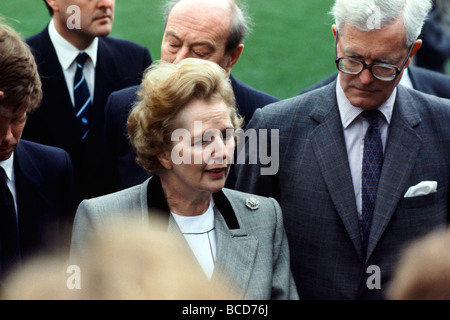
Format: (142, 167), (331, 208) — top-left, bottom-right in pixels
(334, 31), (415, 81)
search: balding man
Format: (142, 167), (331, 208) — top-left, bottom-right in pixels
(102, 0), (278, 194)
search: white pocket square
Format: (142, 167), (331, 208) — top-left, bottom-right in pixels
(404, 181), (437, 198)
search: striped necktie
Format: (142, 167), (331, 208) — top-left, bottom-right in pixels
(73, 52), (92, 140)
(0, 166), (20, 278)
(360, 110), (383, 258)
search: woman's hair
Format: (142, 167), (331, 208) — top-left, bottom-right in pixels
(127, 58), (243, 174)
(0, 20), (42, 116)
(331, 0), (433, 46)
(162, 0), (252, 53)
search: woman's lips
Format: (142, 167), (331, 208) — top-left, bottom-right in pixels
(205, 167), (227, 178)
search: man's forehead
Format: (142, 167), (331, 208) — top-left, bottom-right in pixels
(168, 0), (232, 29)
(0, 97), (28, 119)
(173, 0), (231, 12)
(165, 8), (231, 44)
(339, 20), (407, 44)
(0, 108), (25, 119)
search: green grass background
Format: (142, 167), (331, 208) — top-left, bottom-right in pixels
(1, 0), (337, 99)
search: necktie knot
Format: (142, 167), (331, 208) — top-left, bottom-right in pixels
(361, 110), (381, 128)
(76, 52), (88, 68)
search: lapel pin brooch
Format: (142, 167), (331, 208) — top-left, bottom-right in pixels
(245, 198), (260, 210)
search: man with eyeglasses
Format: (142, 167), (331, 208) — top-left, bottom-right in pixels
(302, 9), (450, 99)
(234, 0), (450, 300)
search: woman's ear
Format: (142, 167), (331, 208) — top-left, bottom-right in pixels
(157, 150), (173, 170)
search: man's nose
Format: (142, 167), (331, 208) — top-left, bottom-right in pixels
(0, 125), (13, 145)
(359, 67), (376, 85)
(173, 47), (191, 64)
(97, 0), (114, 9)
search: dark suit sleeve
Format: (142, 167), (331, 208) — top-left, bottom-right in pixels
(407, 66), (450, 99)
(143, 47), (152, 72)
(102, 89), (134, 194)
(414, 8), (450, 73)
(102, 86), (149, 194)
(230, 75), (279, 127)
(234, 108), (280, 201)
(39, 145), (75, 247)
(15, 141), (75, 257)
(58, 148), (76, 250)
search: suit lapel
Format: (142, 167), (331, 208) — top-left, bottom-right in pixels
(14, 143), (56, 256)
(308, 84), (363, 260)
(145, 177), (258, 297)
(83, 38), (125, 166)
(92, 38), (119, 118)
(366, 88), (422, 261)
(33, 27), (82, 143)
(211, 206), (258, 299)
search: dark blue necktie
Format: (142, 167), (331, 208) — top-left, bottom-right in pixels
(360, 110), (383, 258)
(0, 167), (20, 278)
(74, 52), (92, 140)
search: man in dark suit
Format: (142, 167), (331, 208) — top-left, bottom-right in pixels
(235, 0), (449, 299)
(0, 22), (74, 288)
(302, 65), (450, 99)
(22, 0), (152, 202)
(102, 0), (278, 194)
(414, 3), (450, 74)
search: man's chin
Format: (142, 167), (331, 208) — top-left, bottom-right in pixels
(348, 96), (381, 111)
(92, 24), (113, 37)
(0, 152), (13, 161)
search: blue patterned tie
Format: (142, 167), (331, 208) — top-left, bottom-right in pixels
(361, 110), (383, 258)
(73, 52), (92, 139)
(0, 167), (20, 278)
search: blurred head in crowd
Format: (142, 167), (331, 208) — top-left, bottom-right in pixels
(2, 218), (237, 299)
(388, 228), (450, 300)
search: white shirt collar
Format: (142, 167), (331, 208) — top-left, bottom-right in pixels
(170, 199), (215, 233)
(399, 67), (413, 89)
(0, 152), (14, 182)
(48, 19), (98, 70)
(336, 73), (395, 129)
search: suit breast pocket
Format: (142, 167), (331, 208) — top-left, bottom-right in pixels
(399, 186), (447, 209)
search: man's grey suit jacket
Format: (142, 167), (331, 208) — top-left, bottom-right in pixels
(234, 80), (450, 299)
(71, 176), (298, 300)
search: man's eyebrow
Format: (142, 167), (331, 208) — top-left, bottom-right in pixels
(165, 31), (215, 51)
(343, 47), (399, 64)
(192, 42), (215, 54)
(165, 31), (181, 41)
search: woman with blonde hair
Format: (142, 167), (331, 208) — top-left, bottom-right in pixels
(71, 58), (298, 300)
